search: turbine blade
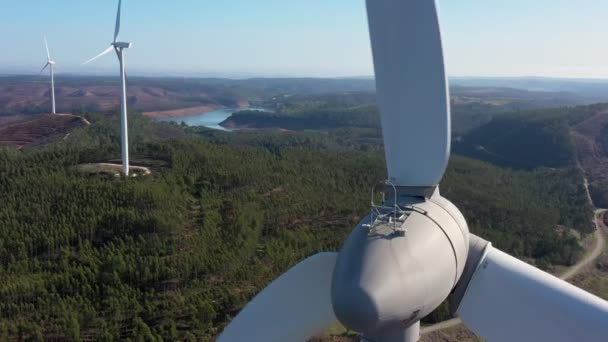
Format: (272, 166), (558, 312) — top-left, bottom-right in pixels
(44, 36), (51, 60)
(40, 62), (50, 74)
(218, 253), (339, 341)
(366, 0), (450, 187)
(114, 0), (122, 43)
(456, 245), (608, 342)
(82, 46), (115, 65)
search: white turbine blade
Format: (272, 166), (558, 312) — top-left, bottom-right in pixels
(114, 0), (122, 43)
(44, 36), (51, 61)
(218, 253), (338, 342)
(82, 46), (115, 65)
(456, 245), (608, 342)
(366, 0), (450, 187)
(40, 62), (50, 74)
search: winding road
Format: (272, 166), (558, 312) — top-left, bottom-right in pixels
(560, 210), (605, 280)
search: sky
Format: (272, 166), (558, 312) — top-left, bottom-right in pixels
(1, 0), (608, 78)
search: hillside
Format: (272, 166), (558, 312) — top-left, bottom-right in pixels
(0, 114), (89, 149)
(0, 112), (593, 340)
(571, 111), (608, 207)
(222, 107), (379, 131)
(0, 77), (247, 116)
(453, 104), (606, 169)
(452, 102), (608, 210)
(221, 88), (596, 134)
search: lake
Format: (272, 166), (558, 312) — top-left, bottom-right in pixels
(159, 108), (238, 131)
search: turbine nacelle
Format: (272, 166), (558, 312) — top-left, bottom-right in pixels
(83, 0), (132, 66)
(113, 41), (132, 49)
(331, 194), (469, 335)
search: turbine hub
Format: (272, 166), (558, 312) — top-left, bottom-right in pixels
(331, 194), (469, 335)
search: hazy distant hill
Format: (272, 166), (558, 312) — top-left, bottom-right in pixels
(452, 76), (608, 103)
(0, 76), (599, 125)
(0, 77), (246, 116)
(0, 76), (378, 116)
(222, 87), (593, 133)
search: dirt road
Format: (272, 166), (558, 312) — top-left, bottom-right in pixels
(561, 210), (605, 280)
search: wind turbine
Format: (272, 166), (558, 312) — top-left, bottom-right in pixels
(40, 36), (56, 114)
(83, 0), (132, 176)
(218, 1), (608, 341)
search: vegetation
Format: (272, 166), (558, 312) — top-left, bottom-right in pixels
(589, 182), (608, 209)
(599, 122), (608, 156)
(596, 122), (608, 208)
(0, 110), (593, 339)
(223, 88), (596, 133)
(225, 106), (379, 130)
(454, 104), (603, 169)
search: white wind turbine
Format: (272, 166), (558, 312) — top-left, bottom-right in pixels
(83, 0), (132, 176)
(218, 1), (608, 341)
(40, 36), (56, 114)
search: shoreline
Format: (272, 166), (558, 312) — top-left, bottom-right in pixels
(143, 101), (250, 120)
(143, 105), (223, 119)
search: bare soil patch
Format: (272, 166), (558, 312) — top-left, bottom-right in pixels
(76, 163), (152, 178)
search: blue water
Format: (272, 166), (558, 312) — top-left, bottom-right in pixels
(160, 108), (238, 131)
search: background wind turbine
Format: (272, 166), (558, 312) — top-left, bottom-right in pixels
(218, 0), (608, 341)
(40, 36), (56, 114)
(83, 0), (132, 176)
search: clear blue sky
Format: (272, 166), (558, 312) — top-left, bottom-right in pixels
(1, 0), (607, 78)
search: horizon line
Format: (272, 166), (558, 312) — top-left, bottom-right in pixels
(4, 72), (608, 82)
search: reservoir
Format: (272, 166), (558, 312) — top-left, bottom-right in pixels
(160, 108), (237, 131)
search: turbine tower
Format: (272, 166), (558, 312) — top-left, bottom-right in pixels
(218, 1), (608, 341)
(40, 36), (56, 114)
(83, 0), (131, 176)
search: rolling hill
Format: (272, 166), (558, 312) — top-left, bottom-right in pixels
(0, 114), (90, 149)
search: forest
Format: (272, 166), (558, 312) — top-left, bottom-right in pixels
(0, 110), (594, 340)
(452, 105), (604, 169)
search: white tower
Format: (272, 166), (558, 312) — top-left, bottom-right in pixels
(83, 0), (132, 176)
(40, 37), (56, 114)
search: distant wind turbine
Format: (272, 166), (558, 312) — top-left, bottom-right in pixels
(83, 0), (132, 176)
(40, 36), (56, 114)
